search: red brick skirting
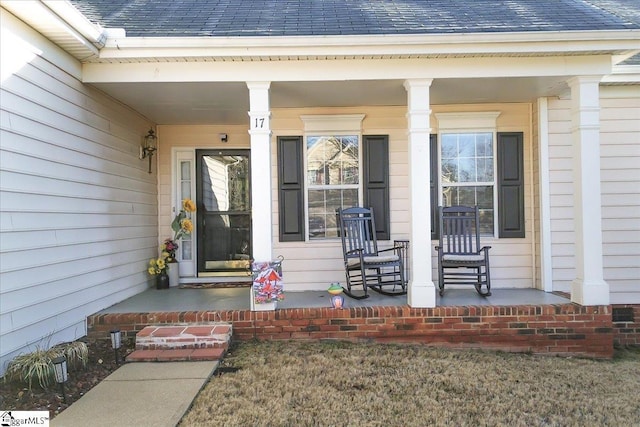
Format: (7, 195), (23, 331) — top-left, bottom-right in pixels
(612, 304), (640, 346)
(87, 303), (617, 358)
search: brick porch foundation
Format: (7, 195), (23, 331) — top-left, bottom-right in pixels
(88, 302), (617, 358)
(612, 304), (640, 346)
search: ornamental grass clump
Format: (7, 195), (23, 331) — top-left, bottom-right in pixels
(4, 341), (88, 390)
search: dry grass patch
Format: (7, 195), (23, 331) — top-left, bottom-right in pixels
(181, 341), (640, 427)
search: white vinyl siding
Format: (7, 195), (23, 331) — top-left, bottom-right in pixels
(0, 11), (156, 374)
(599, 87), (640, 303)
(265, 104), (534, 291)
(546, 86), (640, 302)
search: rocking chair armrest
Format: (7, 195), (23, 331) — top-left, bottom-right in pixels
(479, 246), (492, 253)
(377, 247), (398, 255)
(346, 248), (364, 257)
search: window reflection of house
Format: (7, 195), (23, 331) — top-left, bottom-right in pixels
(306, 135), (359, 239)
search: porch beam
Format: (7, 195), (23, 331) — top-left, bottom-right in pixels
(567, 76), (610, 306)
(82, 56), (612, 83)
(247, 81), (273, 262)
(404, 78), (437, 308)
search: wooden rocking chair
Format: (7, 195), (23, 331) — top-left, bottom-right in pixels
(337, 207), (407, 299)
(435, 205), (492, 297)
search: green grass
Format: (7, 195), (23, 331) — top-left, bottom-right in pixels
(180, 341), (640, 427)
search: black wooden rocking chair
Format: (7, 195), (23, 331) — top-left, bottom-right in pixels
(435, 205), (492, 297)
(337, 207), (407, 299)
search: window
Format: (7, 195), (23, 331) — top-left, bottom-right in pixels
(441, 132), (495, 234)
(306, 135), (360, 239)
(278, 114), (393, 242)
(435, 112), (501, 236)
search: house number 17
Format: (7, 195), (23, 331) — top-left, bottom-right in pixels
(252, 116), (267, 130)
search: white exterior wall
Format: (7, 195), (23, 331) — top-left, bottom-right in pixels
(546, 85), (640, 301)
(0, 10), (156, 374)
(274, 104), (534, 290)
(600, 86), (640, 303)
(159, 103), (534, 291)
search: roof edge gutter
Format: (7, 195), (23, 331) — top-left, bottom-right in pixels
(99, 29), (640, 59)
(41, 0), (107, 49)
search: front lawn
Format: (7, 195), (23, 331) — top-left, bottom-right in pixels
(180, 341), (640, 426)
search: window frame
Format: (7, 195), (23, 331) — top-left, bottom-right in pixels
(304, 133), (363, 241)
(435, 112), (501, 238)
(300, 114), (366, 242)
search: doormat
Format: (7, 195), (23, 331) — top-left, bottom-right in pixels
(180, 282), (251, 289)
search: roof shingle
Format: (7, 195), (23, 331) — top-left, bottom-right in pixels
(68, 0), (640, 37)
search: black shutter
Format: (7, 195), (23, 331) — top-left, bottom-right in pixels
(277, 136), (304, 241)
(497, 132), (525, 238)
(363, 135), (390, 240)
(430, 134), (439, 240)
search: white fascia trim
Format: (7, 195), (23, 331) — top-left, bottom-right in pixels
(98, 30), (640, 59)
(1, 0), (107, 56)
(42, 0), (107, 47)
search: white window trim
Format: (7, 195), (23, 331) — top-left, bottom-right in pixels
(435, 112), (501, 237)
(300, 114), (365, 241)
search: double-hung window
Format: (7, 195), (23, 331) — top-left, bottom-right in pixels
(306, 135), (360, 239)
(431, 112), (525, 239)
(436, 112), (501, 236)
(441, 132), (495, 234)
(277, 127), (391, 242)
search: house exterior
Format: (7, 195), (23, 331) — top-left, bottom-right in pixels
(1, 0), (639, 373)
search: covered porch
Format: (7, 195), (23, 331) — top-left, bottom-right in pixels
(87, 287), (615, 359)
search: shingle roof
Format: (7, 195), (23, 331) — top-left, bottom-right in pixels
(621, 53), (640, 64)
(69, 0), (640, 37)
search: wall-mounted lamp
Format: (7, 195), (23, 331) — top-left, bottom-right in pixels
(140, 129), (157, 173)
(52, 356), (68, 403)
(219, 133), (228, 143)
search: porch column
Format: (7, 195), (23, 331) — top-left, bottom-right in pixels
(404, 79), (437, 308)
(247, 81), (273, 262)
(567, 76), (609, 306)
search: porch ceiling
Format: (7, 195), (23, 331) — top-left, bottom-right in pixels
(92, 76), (568, 125)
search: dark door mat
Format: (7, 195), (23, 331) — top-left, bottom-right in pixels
(180, 282), (252, 289)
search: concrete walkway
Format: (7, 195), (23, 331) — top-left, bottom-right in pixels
(51, 361), (217, 427)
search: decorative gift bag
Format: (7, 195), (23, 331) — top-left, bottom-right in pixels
(250, 256), (284, 311)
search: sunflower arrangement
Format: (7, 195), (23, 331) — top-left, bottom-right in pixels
(171, 198), (196, 241)
(148, 256), (168, 275)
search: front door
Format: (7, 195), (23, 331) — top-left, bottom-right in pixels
(196, 150), (251, 276)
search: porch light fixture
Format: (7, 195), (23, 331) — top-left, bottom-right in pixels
(110, 329), (122, 365)
(52, 356), (68, 403)
(140, 128), (157, 173)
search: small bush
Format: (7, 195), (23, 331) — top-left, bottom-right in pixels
(4, 341), (88, 390)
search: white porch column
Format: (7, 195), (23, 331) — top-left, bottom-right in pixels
(247, 81), (273, 262)
(404, 79), (436, 308)
(567, 76), (609, 306)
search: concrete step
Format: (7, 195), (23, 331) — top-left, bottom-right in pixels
(126, 323), (232, 362)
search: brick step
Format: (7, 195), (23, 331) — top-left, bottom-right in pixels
(126, 347), (225, 362)
(134, 324), (232, 350)
(126, 323), (232, 362)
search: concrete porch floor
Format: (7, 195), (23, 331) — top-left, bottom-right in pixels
(97, 287), (570, 314)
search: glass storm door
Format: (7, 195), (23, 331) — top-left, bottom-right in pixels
(196, 150), (251, 276)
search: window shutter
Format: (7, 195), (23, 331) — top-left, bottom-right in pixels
(277, 136), (304, 241)
(430, 134), (439, 240)
(497, 132), (525, 238)
(363, 135), (390, 240)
